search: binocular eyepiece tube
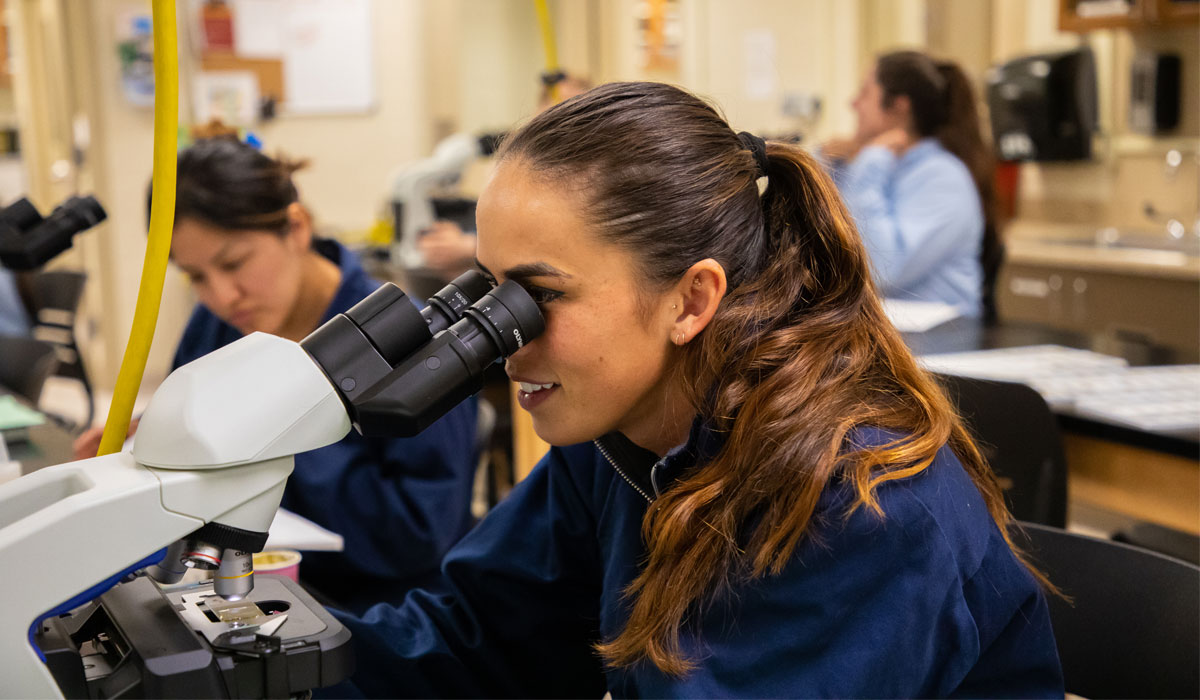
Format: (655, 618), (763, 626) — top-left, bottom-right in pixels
(302, 269), (545, 437)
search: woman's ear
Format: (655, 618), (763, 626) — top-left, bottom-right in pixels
(886, 94), (913, 126)
(285, 202), (313, 251)
(669, 258), (727, 345)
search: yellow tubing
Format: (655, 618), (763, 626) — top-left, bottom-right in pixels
(98, 0), (177, 456)
(533, 0), (560, 104)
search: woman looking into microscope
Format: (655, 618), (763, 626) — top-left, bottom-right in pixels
(327, 82), (1062, 697)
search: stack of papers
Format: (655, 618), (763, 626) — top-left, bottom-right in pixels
(919, 345), (1200, 433)
(882, 299), (962, 333)
(265, 508), (344, 551)
(0, 394), (45, 432)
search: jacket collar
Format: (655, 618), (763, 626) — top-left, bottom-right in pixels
(595, 415), (728, 499)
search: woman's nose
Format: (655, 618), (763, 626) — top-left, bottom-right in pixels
(205, 273), (242, 311)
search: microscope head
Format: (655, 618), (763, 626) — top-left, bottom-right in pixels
(138, 271), (543, 600)
(0, 195), (107, 270)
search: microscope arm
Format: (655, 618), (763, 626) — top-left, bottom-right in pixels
(0, 332), (349, 699)
(390, 132), (487, 267)
(0, 453), (296, 697)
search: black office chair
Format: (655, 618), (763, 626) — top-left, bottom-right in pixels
(1019, 521), (1200, 699)
(980, 231), (1005, 325)
(26, 270), (93, 428)
(1112, 520), (1200, 566)
(0, 334), (58, 404)
(470, 397), (498, 518)
(936, 373), (1068, 527)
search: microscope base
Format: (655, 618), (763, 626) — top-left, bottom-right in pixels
(36, 574), (353, 699)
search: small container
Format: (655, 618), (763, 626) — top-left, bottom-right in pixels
(253, 549), (302, 582)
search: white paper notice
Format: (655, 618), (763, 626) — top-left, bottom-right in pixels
(232, 0), (286, 57)
(743, 29), (777, 100)
(282, 0), (374, 114)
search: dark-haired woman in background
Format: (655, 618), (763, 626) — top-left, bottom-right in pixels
(328, 81), (1061, 697)
(74, 137), (478, 614)
(822, 50), (998, 319)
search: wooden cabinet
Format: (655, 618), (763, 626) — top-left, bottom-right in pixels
(1059, 0), (1199, 31)
(998, 261), (1200, 355)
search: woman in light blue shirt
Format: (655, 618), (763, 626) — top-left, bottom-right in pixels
(823, 50), (999, 319)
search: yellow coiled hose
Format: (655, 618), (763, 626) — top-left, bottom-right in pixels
(98, 0), (177, 456)
(533, 0), (560, 104)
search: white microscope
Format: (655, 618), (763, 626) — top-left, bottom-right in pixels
(389, 132), (502, 268)
(0, 271), (542, 698)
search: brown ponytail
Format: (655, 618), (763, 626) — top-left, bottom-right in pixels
(498, 82), (1044, 676)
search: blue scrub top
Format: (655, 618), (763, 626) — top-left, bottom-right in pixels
(327, 421), (1063, 698)
(172, 239), (478, 613)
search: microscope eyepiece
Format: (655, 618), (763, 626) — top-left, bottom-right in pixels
(352, 280), (544, 436)
(421, 269), (494, 337)
(303, 270), (498, 409)
(454, 279), (545, 358)
(303, 268), (544, 437)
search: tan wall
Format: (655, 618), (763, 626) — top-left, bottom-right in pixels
(583, 0), (865, 141)
(55, 0), (432, 391)
(14, 0), (1195, 398)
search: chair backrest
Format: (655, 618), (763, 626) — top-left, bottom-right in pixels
(26, 270), (92, 426)
(936, 372), (1067, 527)
(1020, 521), (1200, 699)
(470, 398), (498, 518)
(981, 230), (1005, 323)
(27, 269), (86, 320)
(0, 334), (58, 404)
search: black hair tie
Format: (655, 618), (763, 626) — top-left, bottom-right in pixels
(737, 131), (769, 177)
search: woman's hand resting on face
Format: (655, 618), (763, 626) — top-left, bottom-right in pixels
(868, 128), (916, 155)
(819, 136), (866, 163)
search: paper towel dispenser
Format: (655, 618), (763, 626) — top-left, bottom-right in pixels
(986, 47), (1097, 162)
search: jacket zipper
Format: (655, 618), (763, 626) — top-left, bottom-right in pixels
(594, 440), (653, 503)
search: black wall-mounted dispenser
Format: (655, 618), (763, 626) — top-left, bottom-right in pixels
(986, 47), (1098, 162)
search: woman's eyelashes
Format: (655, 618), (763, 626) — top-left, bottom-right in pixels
(476, 269), (561, 307)
(524, 285), (563, 307)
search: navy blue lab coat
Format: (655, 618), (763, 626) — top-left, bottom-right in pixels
(330, 421), (1064, 697)
(172, 239), (478, 614)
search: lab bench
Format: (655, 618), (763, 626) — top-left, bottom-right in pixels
(906, 318), (1199, 535)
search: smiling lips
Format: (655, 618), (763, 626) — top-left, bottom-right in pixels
(515, 380), (558, 411)
(229, 306), (255, 323)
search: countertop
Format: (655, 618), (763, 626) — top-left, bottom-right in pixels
(1004, 221), (1200, 281)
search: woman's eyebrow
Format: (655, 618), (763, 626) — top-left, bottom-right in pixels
(474, 259), (571, 283)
